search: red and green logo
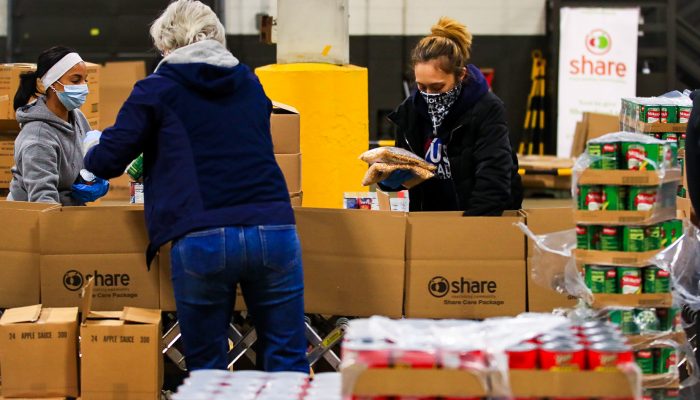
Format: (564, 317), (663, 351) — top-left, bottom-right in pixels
(585, 29), (612, 55)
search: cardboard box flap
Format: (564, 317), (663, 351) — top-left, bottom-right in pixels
(294, 208), (407, 259)
(40, 307), (79, 324)
(407, 212), (525, 260)
(342, 365), (489, 397)
(87, 311), (124, 320)
(272, 101), (299, 115)
(80, 278), (94, 324)
(0, 304), (42, 324)
(41, 205), (148, 255)
(0, 201), (59, 211)
(120, 307), (161, 325)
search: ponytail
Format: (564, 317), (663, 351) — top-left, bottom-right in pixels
(412, 17), (473, 79)
(14, 71), (39, 111)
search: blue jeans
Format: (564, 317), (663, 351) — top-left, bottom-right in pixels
(170, 225), (308, 372)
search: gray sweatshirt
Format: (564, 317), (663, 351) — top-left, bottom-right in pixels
(8, 96), (91, 206)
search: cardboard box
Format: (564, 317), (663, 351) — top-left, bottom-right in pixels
(404, 212), (526, 319)
(271, 101), (300, 154)
(99, 61), (146, 130)
(342, 368), (488, 398)
(39, 206), (160, 310)
(571, 112), (620, 157)
(592, 293), (673, 308)
(523, 208), (579, 312)
(80, 280), (163, 400)
(574, 248), (661, 267)
(0, 305), (79, 398)
(102, 173), (132, 202)
(518, 155), (574, 190)
(82, 62), (101, 124)
(290, 191), (303, 207)
(578, 168), (682, 186)
(295, 208), (406, 317)
(276, 153), (302, 193)
(0, 201), (57, 307)
(573, 207), (677, 225)
(0, 64), (36, 120)
(0, 135), (13, 189)
(508, 370), (639, 398)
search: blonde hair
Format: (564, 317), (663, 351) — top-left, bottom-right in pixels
(150, 0), (226, 53)
(412, 17), (473, 78)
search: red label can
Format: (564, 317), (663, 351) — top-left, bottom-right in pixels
(506, 342), (538, 369)
(343, 341), (391, 368)
(587, 342), (634, 371)
(440, 346), (487, 370)
(539, 342), (586, 370)
(393, 349), (437, 369)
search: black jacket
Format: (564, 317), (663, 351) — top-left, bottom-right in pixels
(686, 90), (700, 215)
(387, 66), (523, 215)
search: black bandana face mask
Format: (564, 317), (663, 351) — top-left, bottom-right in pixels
(420, 82), (462, 135)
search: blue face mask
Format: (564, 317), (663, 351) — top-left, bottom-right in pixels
(53, 82), (89, 111)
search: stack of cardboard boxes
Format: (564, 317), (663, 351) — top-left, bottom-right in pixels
(272, 102), (302, 206)
(0, 62), (101, 198)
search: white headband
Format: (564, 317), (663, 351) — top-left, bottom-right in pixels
(40, 53), (83, 89)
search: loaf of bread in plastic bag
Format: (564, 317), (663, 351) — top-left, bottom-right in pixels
(359, 147), (436, 172)
(361, 162), (435, 188)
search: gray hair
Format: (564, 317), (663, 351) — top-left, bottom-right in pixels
(150, 0), (226, 54)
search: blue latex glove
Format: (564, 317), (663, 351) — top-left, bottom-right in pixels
(380, 169), (414, 189)
(71, 177), (110, 203)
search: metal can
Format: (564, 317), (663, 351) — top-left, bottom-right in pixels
(601, 142), (620, 170)
(657, 307), (681, 332)
(679, 106), (693, 124)
(659, 388), (680, 400)
(669, 220), (683, 243)
(645, 225), (662, 251)
(580, 185), (603, 211)
(644, 266), (671, 294)
(622, 142), (647, 170)
(655, 347), (677, 374)
(588, 143), (603, 169)
(587, 342), (634, 371)
(539, 341), (586, 370)
(537, 333), (579, 344)
(636, 308), (661, 332)
(343, 341), (391, 368)
(628, 187), (657, 211)
(583, 326), (622, 339)
(640, 104), (661, 123)
(623, 226), (647, 252)
(576, 225), (590, 250)
(600, 226), (622, 251)
(603, 185), (627, 211)
(585, 265), (617, 294)
(660, 105), (679, 124)
(680, 132), (686, 150)
(635, 349), (655, 374)
(439, 344), (487, 370)
(506, 342), (538, 369)
(618, 267), (642, 294)
(126, 154), (144, 181)
(129, 182), (144, 204)
(608, 309), (640, 334)
(393, 348), (437, 369)
(586, 334), (626, 346)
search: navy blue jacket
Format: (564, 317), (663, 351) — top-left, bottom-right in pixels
(85, 46), (293, 266)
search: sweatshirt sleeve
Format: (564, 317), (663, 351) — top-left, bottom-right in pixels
(464, 99), (513, 216)
(17, 143), (61, 204)
(84, 82), (157, 179)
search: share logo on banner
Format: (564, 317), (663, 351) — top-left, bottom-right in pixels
(556, 7), (640, 157)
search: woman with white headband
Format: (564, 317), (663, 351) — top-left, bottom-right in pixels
(7, 46), (109, 205)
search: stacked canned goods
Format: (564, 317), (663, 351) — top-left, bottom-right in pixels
(620, 96), (692, 133)
(634, 347), (678, 375)
(587, 139), (676, 172)
(577, 184), (678, 212)
(643, 388), (681, 400)
(606, 307), (682, 335)
(576, 221), (682, 251)
(172, 370), (320, 400)
(583, 265), (670, 295)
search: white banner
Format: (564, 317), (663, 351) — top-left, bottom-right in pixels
(557, 7), (639, 157)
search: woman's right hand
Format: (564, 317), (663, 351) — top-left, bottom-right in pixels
(380, 169), (414, 189)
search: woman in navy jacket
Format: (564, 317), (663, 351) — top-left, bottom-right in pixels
(84, 0), (308, 372)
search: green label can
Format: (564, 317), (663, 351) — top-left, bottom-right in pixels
(618, 267), (642, 294)
(670, 220), (683, 242)
(660, 105), (679, 123)
(588, 143), (603, 169)
(603, 185), (627, 211)
(126, 154), (144, 181)
(657, 307), (681, 331)
(622, 142), (647, 170)
(628, 187), (657, 211)
(623, 226), (647, 252)
(644, 143), (667, 171)
(636, 308), (662, 332)
(644, 266), (671, 293)
(655, 347), (677, 374)
(680, 133), (686, 150)
(579, 185), (603, 211)
(609, 309), (640, 334)
(576, 225), (589, 250)
(635, 349), (655, 374)
(645, 225), (662, 251)
(600, 226), (622, 251)
(640, 104), (661, 123)
(679, 106), (693, 124)
(601, 142), (620, 170)
(586, 265), (617, 294)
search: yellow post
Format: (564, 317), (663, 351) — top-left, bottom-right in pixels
(256, 63), (368, 208)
